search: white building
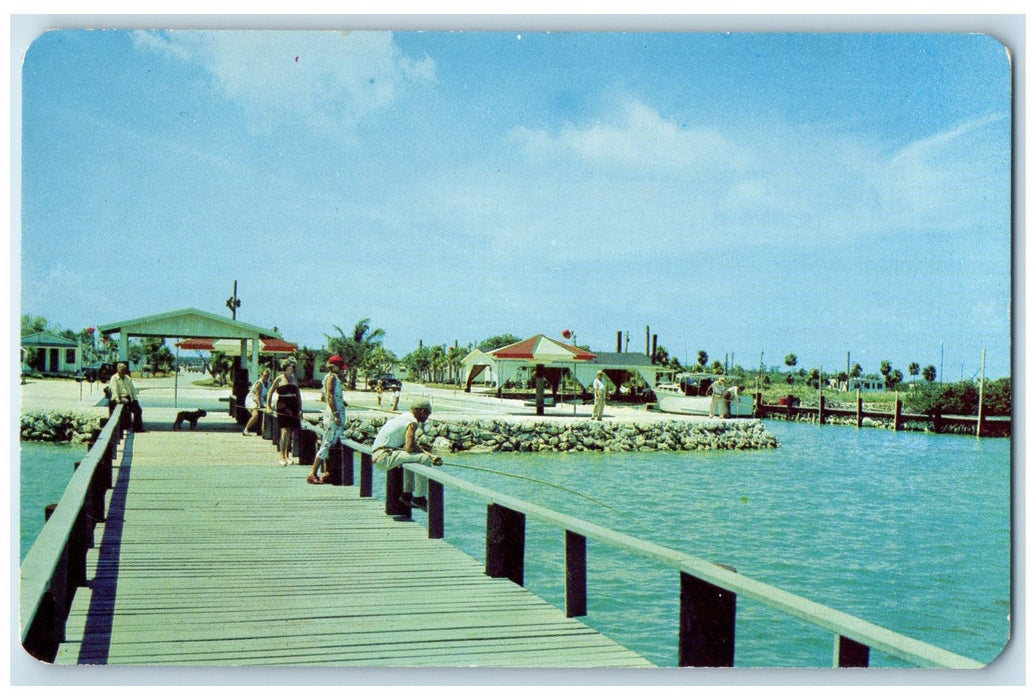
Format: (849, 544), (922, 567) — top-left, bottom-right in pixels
(21, 331), (83, 375)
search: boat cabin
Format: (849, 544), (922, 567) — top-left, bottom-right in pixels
(656, 373), (725, 397)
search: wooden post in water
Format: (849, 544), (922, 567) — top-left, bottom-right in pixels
(856, 389), (863, 428)
(893, 393), (902, 431)
(565, 530), (587, 617)
(976, 348), (986, 438)
(486, 504), (526, 586)
(818, 368), (824, 424)
(678, 570), (736, 667)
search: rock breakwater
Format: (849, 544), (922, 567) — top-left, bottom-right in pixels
(20, 410), (103, 444)
(329, 416), (779, 453)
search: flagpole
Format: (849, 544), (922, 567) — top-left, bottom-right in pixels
(175, 340), (180, 408)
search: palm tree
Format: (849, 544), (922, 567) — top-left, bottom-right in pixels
(446, 345), (468, 384)
(697, 350), (709, 368)
(922, 364), (937, 382)
(908, 362), (920, 387)
(328, 318), (386, 389)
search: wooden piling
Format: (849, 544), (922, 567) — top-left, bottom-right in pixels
(486, 504), (526, 586)
(565, 530), (588, 617)
(341, 445), (355, 486)
(360, 452), (373, 497)
(427, 480), (445, 539)
(836, 635), (871, 668)
(678, 571), (736, 667)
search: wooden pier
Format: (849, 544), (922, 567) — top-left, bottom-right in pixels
(22, 407), (985, 670)
(47, 419), (651, 667)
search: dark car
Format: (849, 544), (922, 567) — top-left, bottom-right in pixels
(83, 362), (117, 383)
(367, 375), (402, 391)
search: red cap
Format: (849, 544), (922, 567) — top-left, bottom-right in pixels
(328, 355), (347, 368)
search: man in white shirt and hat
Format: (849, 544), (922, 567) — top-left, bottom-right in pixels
(371, 398), (442, 510)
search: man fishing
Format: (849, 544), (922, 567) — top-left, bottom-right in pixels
(371, 398), (442, 510)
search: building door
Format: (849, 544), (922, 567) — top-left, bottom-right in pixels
(48, 348), (59, 372)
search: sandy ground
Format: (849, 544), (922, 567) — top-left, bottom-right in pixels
(17, 372), (711, 427)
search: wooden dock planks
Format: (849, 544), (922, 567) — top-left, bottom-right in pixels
(56, 425), (653, 667)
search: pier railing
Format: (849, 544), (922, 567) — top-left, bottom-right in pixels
(20, 405), (125, 662)
(335, 437), (983, 669)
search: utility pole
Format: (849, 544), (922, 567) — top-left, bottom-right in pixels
(226, 280), (241, 320)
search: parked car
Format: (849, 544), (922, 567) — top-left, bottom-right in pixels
(367, 375), (402, 391)
(82, 362), (117, 383)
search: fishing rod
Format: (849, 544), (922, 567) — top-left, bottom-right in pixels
(440, 459), (618, 512)
(257, 405), (616, 511)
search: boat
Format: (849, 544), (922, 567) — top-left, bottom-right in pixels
(651, 372), (755, 417)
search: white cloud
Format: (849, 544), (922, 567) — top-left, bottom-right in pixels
(880, 113), (1011, 231)
(512, 100), (747, 173)
(507, 101), (1010, 249)
(132, 30), (436, 132)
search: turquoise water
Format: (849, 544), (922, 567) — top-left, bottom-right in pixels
(391, 421), (1011, 668)
(20, 421), (1011, 668)
(19, 442), (86, 562)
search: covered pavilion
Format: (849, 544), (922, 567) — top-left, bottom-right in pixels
(97, 307), (290, 384)
(461, 334), (659, 401)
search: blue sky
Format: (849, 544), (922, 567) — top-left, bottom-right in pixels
(17, 28), (1013, 379)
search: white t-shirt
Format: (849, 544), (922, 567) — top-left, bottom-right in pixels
(372, 412), (419, 451)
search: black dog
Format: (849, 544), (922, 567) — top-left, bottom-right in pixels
(173, 409), (207, 430)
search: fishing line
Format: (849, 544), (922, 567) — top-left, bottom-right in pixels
(440, 459), (617, 512)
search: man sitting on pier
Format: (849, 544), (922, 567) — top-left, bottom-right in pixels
(371, 398), (443, 510)
(109, 361), (145, 432)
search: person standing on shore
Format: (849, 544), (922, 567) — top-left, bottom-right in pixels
(243, 368), (271, 436)
(109, 362), (145, 432)
(376, 379), (384, 408)
(308, 355), (348, 484)
(268, 358), (302, 466)
(370, 399), (442, 510)
(592, 371), (607, 421)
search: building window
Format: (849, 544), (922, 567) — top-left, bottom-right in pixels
(66, 349), (76, 364)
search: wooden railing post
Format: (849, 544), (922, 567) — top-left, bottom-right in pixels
(486, 504), (525, 586)
(893, 394), (902, 431)
(360, 452), (373, 498)
(835, 635), (871, 667)
(856, 390), (863, 428)
(325, 443), (344, 486)
(678, 571), (737, 667)
(67, 508), (89, 602)
(818, 395), (825, 425)
(269, 413), (280, 446)
(385, 467), (410, 517)
(341, 445), (355, 486)
(565, 530), (587, 617)
(296, 428), (317, 465)
(428, 480), (444, 539)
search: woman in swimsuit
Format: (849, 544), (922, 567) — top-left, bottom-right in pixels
(268, 358), (302, 465)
